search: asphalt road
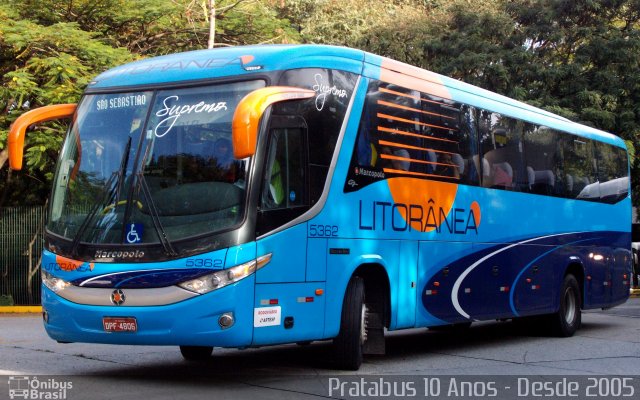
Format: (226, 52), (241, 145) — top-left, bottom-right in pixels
(0, 298), (639, 399)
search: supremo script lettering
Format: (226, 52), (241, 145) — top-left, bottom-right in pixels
(154, 95), (228, 137)
(313, 73), (348, 111)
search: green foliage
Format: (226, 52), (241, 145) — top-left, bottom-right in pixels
(0, 3), (136, 205)
(0, 294), (14, 306)
(0, 0), (299, 206)
(280, 0), (429, 50)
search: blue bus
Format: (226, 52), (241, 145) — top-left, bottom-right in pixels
(8, 45), (632, 370)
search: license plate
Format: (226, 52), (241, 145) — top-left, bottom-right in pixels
(103, 317), (137, 333)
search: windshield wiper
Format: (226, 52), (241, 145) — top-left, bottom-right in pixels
(136, 172), (177, 257)
(69, 137), (132, 257)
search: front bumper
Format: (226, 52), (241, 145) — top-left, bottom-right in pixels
(41, 275), (255, 347)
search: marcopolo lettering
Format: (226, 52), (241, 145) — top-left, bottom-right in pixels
(94, 250), (145, 259)
(358, 199), (479, 234)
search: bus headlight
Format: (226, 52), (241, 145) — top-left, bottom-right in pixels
(178, 253), (271, 294)
(42, 270), (71, 293)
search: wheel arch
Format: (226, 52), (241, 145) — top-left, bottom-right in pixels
(352, 262), (392, 328)
(564, 261), (585, 309)
(325, 255), (394, 339)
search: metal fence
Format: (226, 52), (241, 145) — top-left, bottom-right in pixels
(0, 206), (45, 306)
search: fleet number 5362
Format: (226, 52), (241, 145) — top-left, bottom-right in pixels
(309, 224), (338, 237)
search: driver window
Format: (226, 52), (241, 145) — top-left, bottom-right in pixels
(261, 127), (306, 210)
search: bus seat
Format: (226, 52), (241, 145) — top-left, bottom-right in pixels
(491, 161), (513, 188)
(565, 174), (574, 193)
(531, 169), (555, 195)
(392, 148), (410, 171)
(451, 153), (464, 175)
(426, 151), (437, 174)
(473, 155), (491, 185)
(526, 166), (535, 189)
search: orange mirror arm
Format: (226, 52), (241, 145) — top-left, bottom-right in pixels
(8, 104), (77, 170)
(232, 87), (315, 159)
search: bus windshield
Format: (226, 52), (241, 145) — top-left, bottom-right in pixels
(48, 80), (265, 248)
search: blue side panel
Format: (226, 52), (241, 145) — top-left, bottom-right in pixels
(510, 243), (565, 315)
(585, 244), (613, 308)
(415, 232), (630, 323)
(252, 282), (326, 345)
(307, 238), (327, 282)
(225, 241), (256, 268)
(256, 223), (307, 283)
(416, 241), (473, 326)
(395, 241), (418, 328)
(612, 247), (633, 304)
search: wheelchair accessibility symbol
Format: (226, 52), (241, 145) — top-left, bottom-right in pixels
(126, 223), (144, 244)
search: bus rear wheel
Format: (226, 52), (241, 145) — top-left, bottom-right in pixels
(179, 345), (213, 361)
(548, 274), (581, 337)
(333, 276), (367, 370)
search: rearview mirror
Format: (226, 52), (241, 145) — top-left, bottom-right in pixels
(8, 104), (77, 170)
(231, 86), (315, 159)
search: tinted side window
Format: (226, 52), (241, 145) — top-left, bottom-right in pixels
(478, 111), (526, 191)
(524, 126), (563, 196)
(278, 69), (358, 204)
(346, 80), (479, 191)
(261, 127), (306, 210)
(562, 137), (597, 201)
(256, 119), (309, 236)
(595, 142), (629, 203)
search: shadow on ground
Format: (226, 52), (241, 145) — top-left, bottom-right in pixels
(78, 318), (613, 383)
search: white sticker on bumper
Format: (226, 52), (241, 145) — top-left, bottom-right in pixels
(253, 306), (281, 327)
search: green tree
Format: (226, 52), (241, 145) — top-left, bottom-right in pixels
(0, 3), (134, 205)
(0, 0), (300, 206)
(13, 0), (300, 54)
(504, 0), (640, 206)
(345, 0), (640, 210)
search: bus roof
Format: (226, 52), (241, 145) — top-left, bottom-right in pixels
(88, 44), (626, 149)
(88, 45), (365, 89)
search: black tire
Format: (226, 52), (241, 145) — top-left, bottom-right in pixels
(333, 276), (366, 370)
(179, 345), (213, 361)
(548, 274), (582, 337)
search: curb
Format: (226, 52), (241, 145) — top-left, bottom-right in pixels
(0, 306), (42, 313)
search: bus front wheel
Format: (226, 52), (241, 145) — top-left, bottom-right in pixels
(333, 276), (367, 370)
(548, 274), (582, 337)
(179, 345), (213, 361)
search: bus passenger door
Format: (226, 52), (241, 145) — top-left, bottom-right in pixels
(256, 115), (310, 243)
(254, 115), (326, 345)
